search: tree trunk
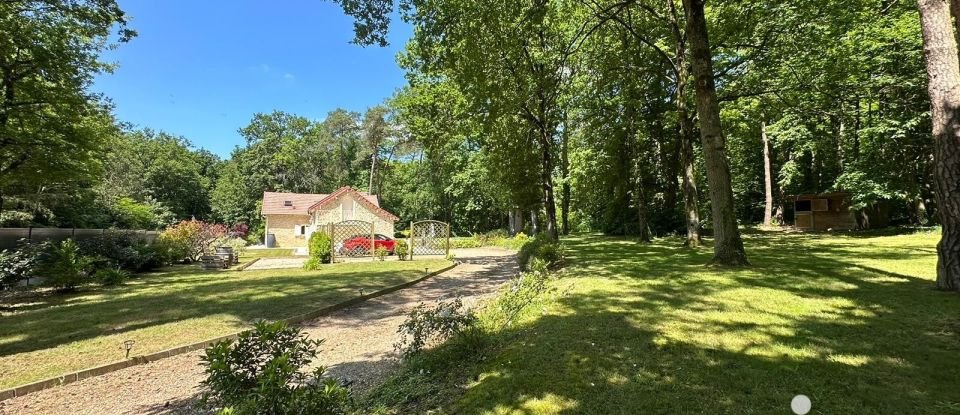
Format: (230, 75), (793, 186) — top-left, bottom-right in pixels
(762, 121), (774, 226)
(368, 152), (378, 194)
(918, 0), (960, 290)
(561, 116), (571, 235)
(635, 160), (652, 243)
(669, 0), (703, 247)
(540, 132), (559, 240)
(682, 0), (749, 266)
(530, 209), (540, 235)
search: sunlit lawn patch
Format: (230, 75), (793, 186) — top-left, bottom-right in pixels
(364, 230), (960, 414)
(0, 259), (449, 390)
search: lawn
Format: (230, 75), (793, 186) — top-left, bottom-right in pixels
(0, 258), (450, 390)
(366, 230), (960, 414)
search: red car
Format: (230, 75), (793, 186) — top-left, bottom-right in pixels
(339, 234), (396, 255)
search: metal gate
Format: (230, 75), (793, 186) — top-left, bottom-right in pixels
(329, 220), (375, 262)
(410, 220), (450, 259)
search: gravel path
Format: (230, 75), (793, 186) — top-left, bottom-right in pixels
(0, 248), (517, 415)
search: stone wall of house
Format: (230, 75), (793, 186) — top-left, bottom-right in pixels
(264, 214), (311, 247)
(310, 194), (395, 236)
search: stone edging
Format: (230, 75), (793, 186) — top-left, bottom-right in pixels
(0, 262), (458, 402)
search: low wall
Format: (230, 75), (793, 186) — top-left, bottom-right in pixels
(0, 228), (159, 251)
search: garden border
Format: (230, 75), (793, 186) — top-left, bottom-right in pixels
(0, 262), (458, 402)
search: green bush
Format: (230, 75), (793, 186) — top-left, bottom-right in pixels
(516, 235), (564, 270)
(40, 240), (95, 291)
(200, 321), (350, 415)
(395, 239), (409, 260)
(94, 268), (131, 286)
(304, 232), (332, 270)
(375, 246), (388, 261)
(0, 240), (52, 289)
(395, 298), (478, 358)
(77, 232), (164, 272)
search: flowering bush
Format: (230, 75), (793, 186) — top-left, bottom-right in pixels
(158, 220), (228, 262)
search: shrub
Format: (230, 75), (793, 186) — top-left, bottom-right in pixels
(307, 231), (332, 265)
(94, 268), (131, 286)
(200, 321), (350, 415)
(395, 298), (478, 358)
(516, 235), (564, 270)
(395, 239), (409, 260)
(0, 240), (52, 289)
(158, 220), (228, 262)
(40, 240), (95, 291)
(78, 232), (163, 272)
(375, 246), (388, 261)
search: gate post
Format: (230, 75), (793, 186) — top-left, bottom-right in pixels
(329, 222), (335, 263)
(445, 223), (450, 257)
(409, 221), (414, 260)
(370, 222), (376, 261)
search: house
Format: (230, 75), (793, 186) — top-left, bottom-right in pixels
(791, 192), (889, 231)
(261, 186), (399, 247)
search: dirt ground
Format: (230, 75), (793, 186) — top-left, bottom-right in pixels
(0, 248), (517, 415)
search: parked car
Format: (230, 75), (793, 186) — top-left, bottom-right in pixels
(338, 234), (396, 256)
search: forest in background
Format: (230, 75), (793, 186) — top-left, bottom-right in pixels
(0, 1), (940, 245)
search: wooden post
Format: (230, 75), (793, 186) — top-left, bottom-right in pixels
(445, 223), (450, 257)
(370, 221), (376, 261)
(329, 222), (335, 263)
(27, 226), (32, 242)
(409, 221), (415, 260)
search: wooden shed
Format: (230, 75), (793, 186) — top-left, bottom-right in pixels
(791, 192), (858, 231)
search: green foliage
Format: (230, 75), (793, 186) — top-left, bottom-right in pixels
(375, 246), (388, 261)
(395, 298), (479, 358)
(200, 321), (349, 415)
(77, 232), (164, 272)
(0, 0), (134, 202)
(40, 240), (95, 291)
(395, 239), (409, 260)
(307, 231), (333, 265)
(0, 240), (52, 288)
(517, 235), (564, 270)
(93, 268), (130, 286)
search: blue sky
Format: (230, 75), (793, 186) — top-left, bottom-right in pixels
(94, 1), (412, 157)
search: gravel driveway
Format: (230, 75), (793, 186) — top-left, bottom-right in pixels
(0, 248), (517, 415)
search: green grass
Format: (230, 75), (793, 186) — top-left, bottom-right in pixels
(0, 258), (449, 390)
(363, 230), (960, 414)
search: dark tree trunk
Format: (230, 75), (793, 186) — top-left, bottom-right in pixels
(540, 131), (559, 240)
(561, 116), (571, 235)
(668, 0), (702, 247)
(635, 160), (652, 243)
(918, 0), (960, 290)
(682, 0), (749, 266)
(762, 121), (774, 226)
(368, 152), (378, 194)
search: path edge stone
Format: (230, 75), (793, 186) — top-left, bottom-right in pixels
(0, 262), (458, 402)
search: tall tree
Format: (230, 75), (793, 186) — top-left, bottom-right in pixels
(682, 0), (749, 265)
(917, 0), (960, 290)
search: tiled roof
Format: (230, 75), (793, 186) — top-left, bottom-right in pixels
(261, 189), (382, 216)
(307, 186), (400, 222)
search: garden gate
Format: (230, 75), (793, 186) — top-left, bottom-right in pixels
(409, 220), (450, 259)
(328, 220), (375, 262)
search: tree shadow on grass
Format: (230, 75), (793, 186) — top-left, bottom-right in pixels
(366, 233), (960, 414)
(0, 261), (447, 387)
